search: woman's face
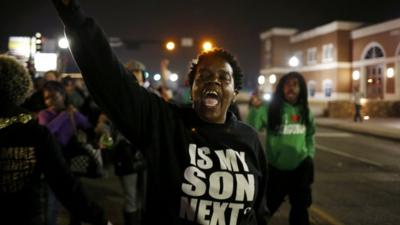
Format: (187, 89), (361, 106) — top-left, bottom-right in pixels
(283, 77), (300, 104)
(43, 89), (65, 111)
(191, 56), (237, 124)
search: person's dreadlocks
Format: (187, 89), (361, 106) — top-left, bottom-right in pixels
(268, 71), (310, 132)
(188, 48), (244, 91)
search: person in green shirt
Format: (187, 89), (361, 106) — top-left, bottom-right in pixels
(248, 71), (315, 225)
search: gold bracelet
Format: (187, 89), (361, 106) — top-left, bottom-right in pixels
(0, 113), (33, 129)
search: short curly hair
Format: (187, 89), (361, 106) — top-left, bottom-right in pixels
(0, 55), (33, 105)
(188, 48), (244, 91)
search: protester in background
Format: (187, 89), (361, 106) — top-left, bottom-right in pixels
(39, 81), (91, 151)
(51, 1), (269, 224)
(353, 86), (364, 122)
(248, 72), (315, 225)
(62, 75), (85, 110)
(0, 55), (110, 225)
(22, 69), (63, 115)
(21, 76), (47, 116)
(38, 81), (92, 225)
(114, 60), (150, 225)
(246, 90), (267, 129)
(43, 70), (62, 81)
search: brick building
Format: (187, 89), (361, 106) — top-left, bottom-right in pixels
(260, 18), (400, 117)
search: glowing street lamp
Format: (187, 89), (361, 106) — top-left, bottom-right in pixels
(269, 74), (277, 84)
(169, 73), (179, 82)
(166, 41), (175, 51)
(58, 37), (69, 49)
(153, 74), (161, 81)
(202, 41), (213, 52)
(258, 75), (265, 85)
(352, 70), (360, 80)
(263, 93), (271, 101)
(387, 67), (394, 78)
(289, 56), (299, 67)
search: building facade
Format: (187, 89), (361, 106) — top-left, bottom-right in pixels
(260, 18), (400, 116)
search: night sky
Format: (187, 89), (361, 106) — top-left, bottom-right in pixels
(1, 0), (400, 89)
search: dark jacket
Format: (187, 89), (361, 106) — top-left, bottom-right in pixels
(52, 1), (269, 224)
(0, 103), (107, 225)
(113, 133), (146, 176)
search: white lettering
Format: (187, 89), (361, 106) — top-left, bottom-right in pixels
(209, 172), (234, 200)
(281, 124), (306, 135)
(235, 174), (255, 201)
(181, 166), (206, 196)
(235, 151), (249, 172)
(179, 196), (198, 221)
(215, 149), (239, 172)
(197, 200), (212, 224)
(189, 144), (197, 166)
(198, 147), (213, 170)
(210, 202), (228, 225)
(228, 203), (244, 225)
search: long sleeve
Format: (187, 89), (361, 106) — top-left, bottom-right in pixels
(254, 140), (269, 225)
(306, 112), (316, 158)
(51, 0), (171, 149)
(246, 104), (267, 131)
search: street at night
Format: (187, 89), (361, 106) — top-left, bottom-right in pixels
(2, 0), (400, 225)
(265, 123), (400, 225)
(312, 127), (400, 225)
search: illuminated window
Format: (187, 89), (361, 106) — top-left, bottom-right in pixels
(307, 47), (317, 65)
(308, 80), (316, 97)
(323, 80), (333, 97)
(322, 43), (334, 62)
(293, 51), (303, 66)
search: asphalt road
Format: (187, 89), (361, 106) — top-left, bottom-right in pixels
(311, 126), (400, 225)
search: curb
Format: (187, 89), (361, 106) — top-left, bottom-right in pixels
(316, 121), (400, 142)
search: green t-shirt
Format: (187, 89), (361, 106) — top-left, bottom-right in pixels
(247, 102), (315, 170)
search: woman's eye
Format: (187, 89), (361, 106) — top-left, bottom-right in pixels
(220, 73), (231, 82)
(199, 72), (212, 80)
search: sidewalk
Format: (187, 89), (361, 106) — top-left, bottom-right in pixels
(316, 117), (400, 141)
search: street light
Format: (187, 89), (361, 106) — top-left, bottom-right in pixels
(352, 70), (360, 80)
(58, 37), (69, 49)
(269, 74), (277, 84)
(257, 75), (265, 85)
(289, 56), (299, 67)
(387, 68), (394, 78)
(169, 73), (179, 82)
(165, 41), (175, 51)
(202, 41), (213, 52)
(154, 73), (161, 81)
(263, 93), (272, 101)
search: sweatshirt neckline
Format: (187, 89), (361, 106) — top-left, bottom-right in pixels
(186, 108), (237, 129)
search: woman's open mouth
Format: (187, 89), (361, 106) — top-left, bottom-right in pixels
(202, 89), (220, 108)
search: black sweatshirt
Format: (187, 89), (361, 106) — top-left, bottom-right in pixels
(52, 1), (268, 224)
(0, 104), (107, 225)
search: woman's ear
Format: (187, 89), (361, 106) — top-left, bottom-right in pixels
(232, 90), (238, 103)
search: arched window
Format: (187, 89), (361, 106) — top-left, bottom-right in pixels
(363, 44), (385, 60)
(307, 80), (316, 97)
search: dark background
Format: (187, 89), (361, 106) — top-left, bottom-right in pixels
(1, 0), (400, 89)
